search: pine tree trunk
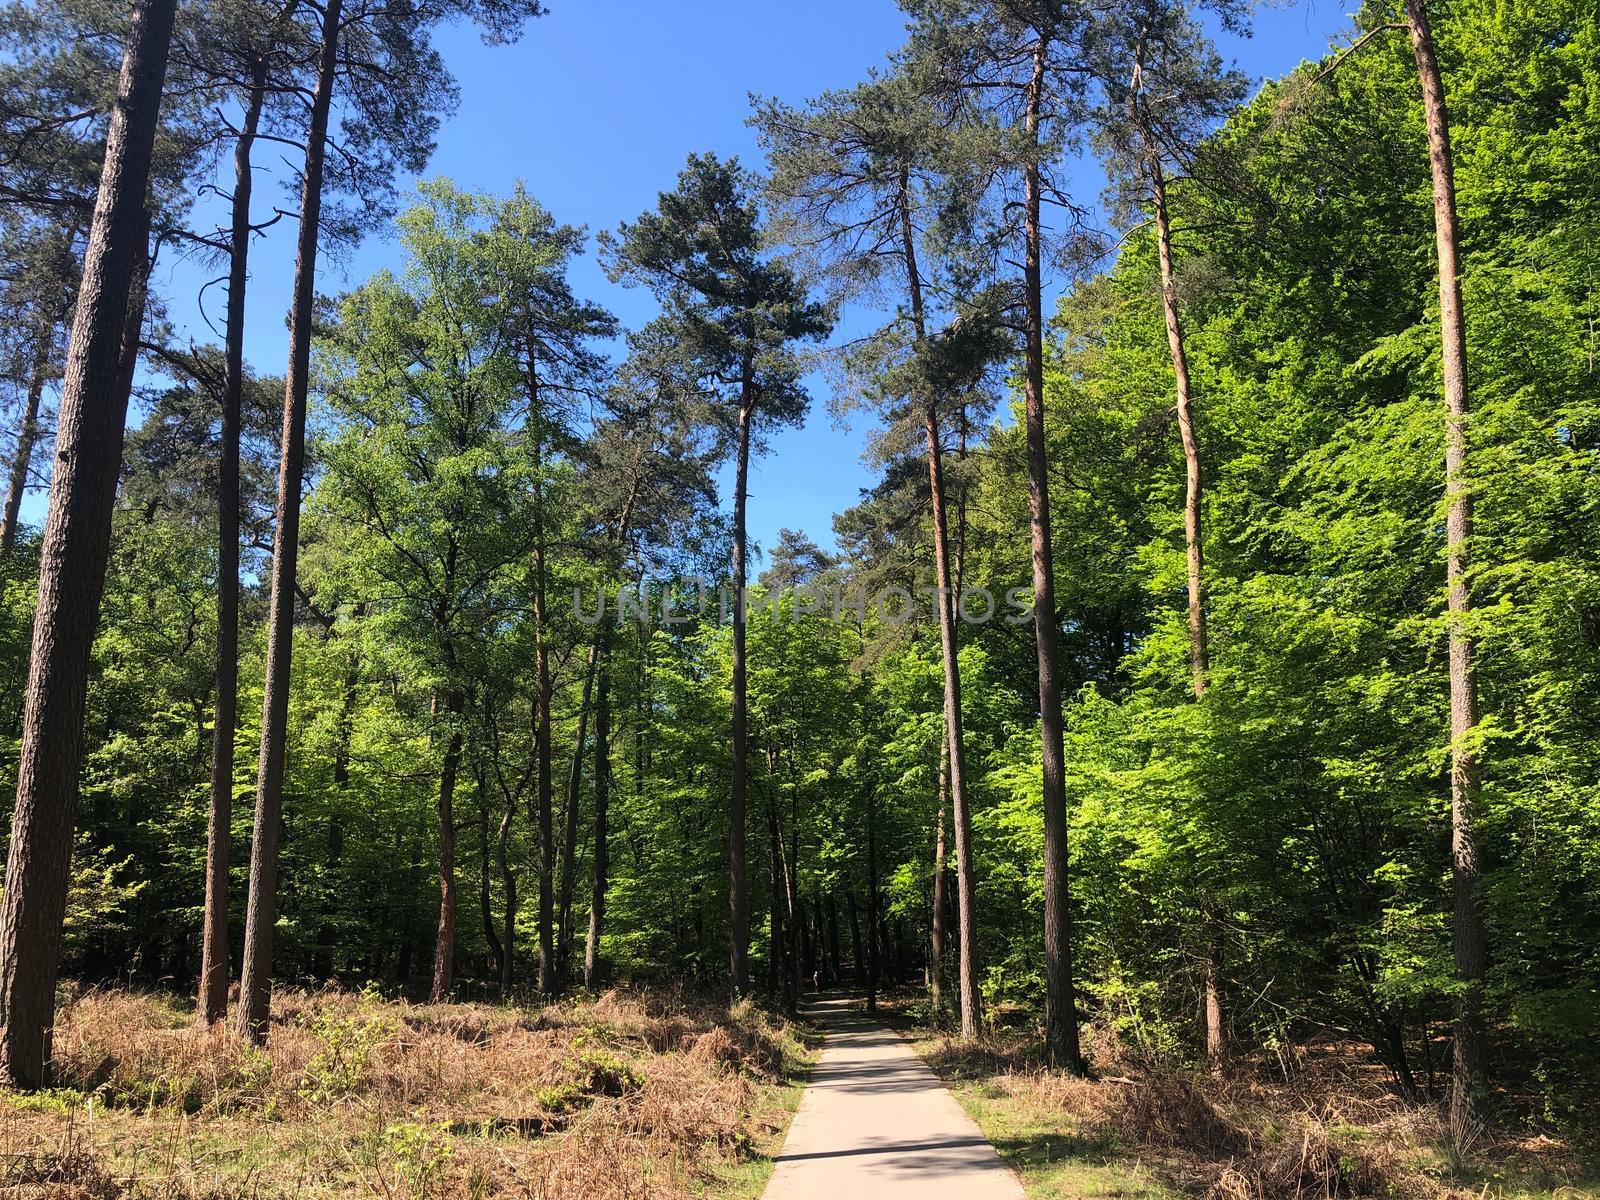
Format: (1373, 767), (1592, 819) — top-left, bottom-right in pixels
(847, 892), (865, 987)
(198, 59), (266, 1027)
(930, 746), (947, 1015)
(430, 696), (463, 1003)
(497, 787), (518, 993)
(1404, 0), (1488, 1143)
(0, 0), (173, 1087)
(728, 397), (752, 998)
(1149, 156), (1208, 696)
(766, 788), (793, 1012)
(235, 0), (342, 1045)
(530, 426), (555, 996)
(557, 644), (599, 977)
(866, 786), (879, 1014)
(898, 183), (981, 1039)
(583, 637), (611, 991)
(477, 767), (502, 978)
(0, 343), (49, 556)
(1023, 38), (1086, 1073)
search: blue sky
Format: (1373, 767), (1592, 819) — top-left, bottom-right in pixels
(141, 0), (1359, 564)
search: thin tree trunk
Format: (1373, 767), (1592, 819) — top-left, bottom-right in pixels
(0, 0), (173, 1087)
(583, 635), (611, 991)
(930, 742), (948, 1015)
(1148, 157), (1207, 695)
(766, 787), (793, 1012)
(529, 417), (555, 996)
(497, 786), (518, 993)
(429, 695), (463, 1003)
(898, 183), (980, 1039)
(826, 893), (841, 982)
(866, 786), (879, 1014)
(557, 644), (599, 977)
(477, 765), (502, 979)
(235, 0), (341, 1045)
(1021, 36), (1085, 1074)
(0, 345), (48, 556)
(197, 59), (266, 1027)
(728, 397), (752, 998)
(847, 892), (865, 987)
(1404, 0), (1487, 1142)
(1204, 916), (1226, 1069)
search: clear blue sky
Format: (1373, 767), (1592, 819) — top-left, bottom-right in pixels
(143, 0), (1357, 562)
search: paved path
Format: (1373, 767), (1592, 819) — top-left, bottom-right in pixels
(762, 995), (1027, 1200)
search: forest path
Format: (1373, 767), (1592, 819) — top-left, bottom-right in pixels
(762, 994), (1027, 1200)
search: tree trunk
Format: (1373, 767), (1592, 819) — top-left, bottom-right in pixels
(497, 786), (518, 993)
(430, 696), (463, 1003)
(930, 743), (948, 1015)
(0, 342), (49, 556)
(1023, 37), (1085, 1073)
(866, 787), (879, 1014)
(1148, 155), (1208, 695)
(557, 644), (599, 978)
(1204, 918), (1226, 1070)
(0, 0), (173, 1087)
(530, 430), (555, 996)
(847, 892), (865, 987)
(234, 0), (341, 1045)
(583, 637), (611, 991)
(477, 766), (502, 979)
(1404, 0), (1487, 1143)
(825, 892), (841, 983)
(766, 788), (793, 1012)
(728, 397), (752, 998)
(197, 59), (266, 1027)
(898, 183), (980, 1039)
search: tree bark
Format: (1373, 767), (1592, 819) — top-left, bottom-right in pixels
(728, 397), (752, 998)
(477, 766), (502, 979)
(1023, 35), (1086, 1073)
(430, 695), (464, 1003)
(847, 891), (865, 987)
(583, 634), (611, 991)
(865, 785), (879, 1014)
(1149, 155), (1208, 696)
(930, 751), (947, 1015)
(898, 181), (980, 1038)
(0, 341), (49, 556)
(1404, 0), (1487, 1142)
(234, 0), (341, 1045)
(766, 786), (794, 1011)
(557, 644), (599, 977)
(0, 0), (173, 1088)
(497, 783), (518, 993)
(197, 58), (266, 1027)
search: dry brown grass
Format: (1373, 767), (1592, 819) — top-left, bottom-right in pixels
(0, 985), (813, 1200)
(912, 1026), (1596, 1200)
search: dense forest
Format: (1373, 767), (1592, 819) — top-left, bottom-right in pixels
(0, 0), (1597, 1171)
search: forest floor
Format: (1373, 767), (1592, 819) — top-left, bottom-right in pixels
(0, 985), (816, 1200)
(873, 995), (1599, 1200)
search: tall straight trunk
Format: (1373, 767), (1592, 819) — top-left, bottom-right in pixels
(530, 421), (555, 996)
(728, 397), (752, 998)
(898, 185), (980, 1038)
(477, 767), (502, 978)
(235, 0), (341, 1045)
(497, 786), (518, 992)
(1404, 0), (1487, 1141)
(557, 645), (599, 976)
(429, 696), (464, 1002)
(583, 636), (611, 991)
(1022, 37), (1086, 1073)
(766, 788), (793, 1011)
(1148, 156), (1207, 695)
(0, 0), (173, 1087)
(198, 59), (266, 1027)
(930, 741), (948, 1014)
(866, 786), (879, 1013)
(826, 894), (841, 981)
(0, 343), (49, 556)
(847, 892), (865, 987)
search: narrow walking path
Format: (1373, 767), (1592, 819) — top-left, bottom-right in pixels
(762, 994), (1027, 1200)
